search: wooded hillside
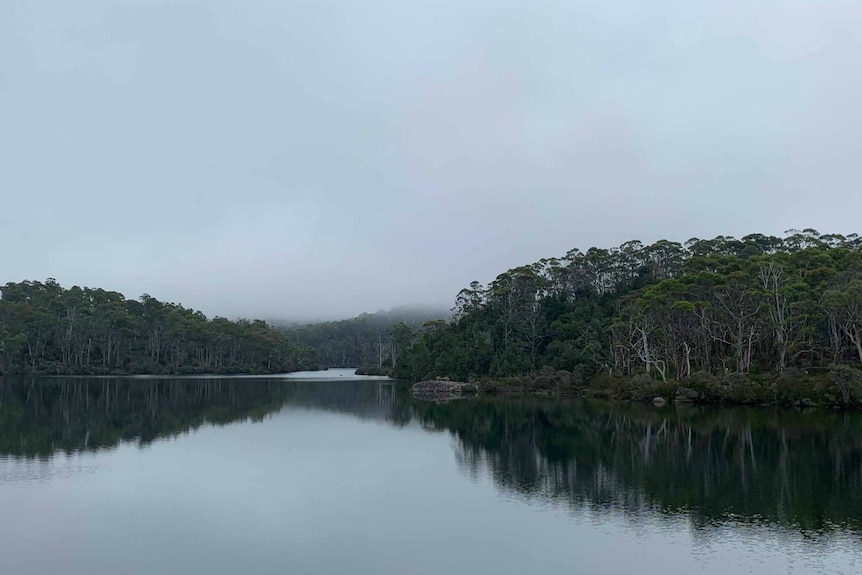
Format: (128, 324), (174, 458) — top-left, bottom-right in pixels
(0, 280), (318, 375)
(394, 229), (862, 404)
(286, 305), (447, 368)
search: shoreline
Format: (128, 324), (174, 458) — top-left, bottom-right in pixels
(434, 366), (862, 410)
(0, 366), (327, 378)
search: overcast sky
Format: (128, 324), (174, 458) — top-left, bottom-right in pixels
(1, 0), (860, 321)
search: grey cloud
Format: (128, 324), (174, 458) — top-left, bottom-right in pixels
(2, 0), (861, 320)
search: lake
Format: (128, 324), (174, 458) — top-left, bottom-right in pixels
(0, 369), (860, 574)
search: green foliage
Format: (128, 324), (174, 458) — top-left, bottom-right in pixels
(475, 366), (586, 396)
(827, 364), (862, 407)
(354, 365), (393, 376)
(396, 230), (862, 406)
(0, 279), (318, 375)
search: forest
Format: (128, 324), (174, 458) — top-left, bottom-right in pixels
(0, 280), (318, 375)
(394, 229), (862, 407)
(5, 228), (862, 407)
(285, 305), (446, 370)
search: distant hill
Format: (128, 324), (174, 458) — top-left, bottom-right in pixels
(346, 304), (451, 328)
(269, 304), (448, 329)
(283, 305), (450, 369)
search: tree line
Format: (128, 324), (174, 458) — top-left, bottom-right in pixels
(394, 229), (862, 405)
(0, 280), (318, 375)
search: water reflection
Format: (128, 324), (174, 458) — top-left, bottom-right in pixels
(412, 399), (862, 536)
(0, 375), (408, 458)
(1, 375), (860, 538)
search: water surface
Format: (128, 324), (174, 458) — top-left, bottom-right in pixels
(0, 369), (860, 574)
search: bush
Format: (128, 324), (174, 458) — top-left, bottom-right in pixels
(627, 374), (657, 402)
(827, 365), (862, 407)
(616, 374), (677, 403)
(721, 373), (770, 404)
(476, 368), (587, 396)
(355, 366), (393, 376)
(682, 371), (719, 399)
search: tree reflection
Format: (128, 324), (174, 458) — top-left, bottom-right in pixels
(1, 378), (860, 535)
(412, 398), (862, 534)
(0, 377), (402, 458)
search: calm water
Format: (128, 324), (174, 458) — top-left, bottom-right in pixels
(1, 370), (860, 575)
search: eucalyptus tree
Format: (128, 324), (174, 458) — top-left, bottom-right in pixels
(823, 276), (862, 364)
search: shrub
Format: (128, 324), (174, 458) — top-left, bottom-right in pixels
(827, 365), (862, 407)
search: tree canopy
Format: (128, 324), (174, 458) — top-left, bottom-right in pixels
(0, 280), (317, 375)
(395, 230), (862, 403)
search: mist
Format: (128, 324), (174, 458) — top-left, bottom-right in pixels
(2, 0), (860, 321)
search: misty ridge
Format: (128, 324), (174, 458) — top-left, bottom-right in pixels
(268, 304), (450, 330)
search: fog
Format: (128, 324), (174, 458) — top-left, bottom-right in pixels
(2, 0), (860, 321)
